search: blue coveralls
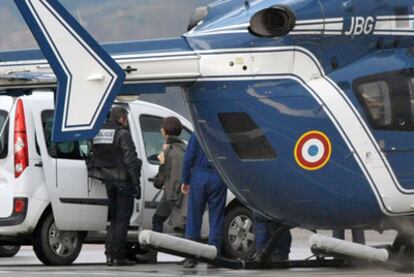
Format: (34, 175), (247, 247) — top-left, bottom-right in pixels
(182, 134), (227, 253)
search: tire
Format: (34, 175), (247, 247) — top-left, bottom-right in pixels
(0, 245), (21, 257)
(32, 212), (83, 265)
(222, 206), (255, 259)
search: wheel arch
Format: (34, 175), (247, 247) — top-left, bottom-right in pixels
(32, 204), (52, 237)
(226, 198), (246, 214)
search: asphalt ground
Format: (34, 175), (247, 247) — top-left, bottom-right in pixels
(0, 229), (410, 277)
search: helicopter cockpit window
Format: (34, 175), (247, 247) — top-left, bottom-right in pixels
(218, 112), (276, 160)
(354, 70), (414, 131)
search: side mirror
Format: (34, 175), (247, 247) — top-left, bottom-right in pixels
(249, 5), (296, 38)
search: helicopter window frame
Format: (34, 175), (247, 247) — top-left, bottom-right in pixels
(354, 69), (414, 131)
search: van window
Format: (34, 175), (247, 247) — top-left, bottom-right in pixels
(140, 115), (191, 164)
(0, 111), (8, 159)
(41, 111), (90, 160)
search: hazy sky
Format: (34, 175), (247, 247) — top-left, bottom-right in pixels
(0, 0), (216, 118)
(0, 0), (213, 50)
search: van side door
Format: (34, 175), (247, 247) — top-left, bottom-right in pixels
(31, 98), (107, 231)
(128, 102), (192, 231)
(0, 97), (13, 218)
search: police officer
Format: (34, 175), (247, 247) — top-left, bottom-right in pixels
(88, 107), (142, 266)
(181, 134), (227, 268)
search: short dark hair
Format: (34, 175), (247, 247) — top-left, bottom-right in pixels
(109, 107), (128, 122)
(161, 116), (182, 136)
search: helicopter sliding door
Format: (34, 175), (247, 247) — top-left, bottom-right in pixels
(353, 69), (414, 191)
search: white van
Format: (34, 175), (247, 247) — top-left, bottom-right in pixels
(0, 91), (254, 265)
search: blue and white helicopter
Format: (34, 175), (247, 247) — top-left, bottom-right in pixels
(2, 0), (414, 268)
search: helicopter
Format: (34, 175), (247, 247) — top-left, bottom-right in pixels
(3, 0), (414, 266)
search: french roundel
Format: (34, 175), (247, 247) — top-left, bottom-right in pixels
(294, 131), (332, 171)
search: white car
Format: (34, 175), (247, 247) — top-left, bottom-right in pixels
(0, 91), (254, 265)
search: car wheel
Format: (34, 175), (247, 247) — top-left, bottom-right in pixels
(33, 212), (83, 265)
(223, 206), (255, 259)
(0, 245), (21, 257)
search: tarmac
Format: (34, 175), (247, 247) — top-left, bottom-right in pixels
(0, 229), (410, 276)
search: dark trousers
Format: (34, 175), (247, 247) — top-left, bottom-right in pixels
(152, 193), (172, 233)
(333, 229), (366, 244)
(152, 215), (168, 233)
(254, 214), (292, 260)
(105, 182), (134, 260)
(185, 168), (227, 254)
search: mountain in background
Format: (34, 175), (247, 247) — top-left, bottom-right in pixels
(0, 0), (213, 51)
(0, 0), (215, 118)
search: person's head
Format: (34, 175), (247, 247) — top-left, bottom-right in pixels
(109, 107), (128, 127)
(160, 116), (182, 139)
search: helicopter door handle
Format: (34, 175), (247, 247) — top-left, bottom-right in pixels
(34, 161), (43, 167)
(148, 177), (155, 182)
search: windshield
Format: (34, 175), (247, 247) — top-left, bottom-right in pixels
(0, 111), (9, 159)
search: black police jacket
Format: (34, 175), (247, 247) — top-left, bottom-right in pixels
(87, 121), (142, 186)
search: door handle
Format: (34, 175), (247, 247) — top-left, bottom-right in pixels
(34, 161), (43, 167)
(148, 177), (155, 182)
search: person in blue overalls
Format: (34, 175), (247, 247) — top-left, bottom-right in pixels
(181, 134), (227, 268)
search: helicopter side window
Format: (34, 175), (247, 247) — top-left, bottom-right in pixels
(409, 79), (414, 123)
(354, 69), (414, 131)
(358, 81), (392, 126)
(218, 112), (276, 160)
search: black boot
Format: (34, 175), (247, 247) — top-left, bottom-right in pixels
(145, 250), (157, 263)
(113, 258), (136, 266)
(183, 258), (198, 268)
(134, 250), (157, 264)
(106, 254), (113, 266)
